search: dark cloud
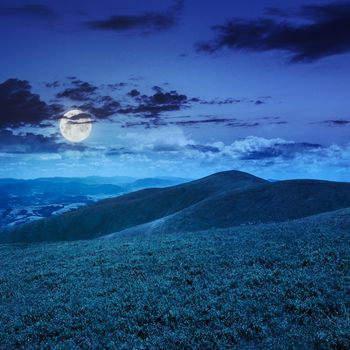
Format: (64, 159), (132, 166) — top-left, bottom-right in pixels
(226, 121), (260, 128)
(260, 116), (286, 125)
(127, 89), (141, 97)
(241, 142), (322, 160)
(105, 147), (133, 156)
(198, 1), (350, 63)
(86, 0), (183, 34)
(0, 130), (86, 154)
(322, 119), (350, 126)
(0, 4), (58, 19)
(60, 112), (93, 126)
(174, 117), (260, 128)
(0, 78), (57, 128)
(45, 81), (60, 89)
(54, 78), (267, 122)
(269, 120), (288, 125)
(187, 144), (221, 153)
(56, 80), (98, 101)
(174, 117), (233, 126)
(55, 81), (189, 119)
(191, 96), (270, 106)
(106, 82), (128, 91)
(120, 88), (189, 116)
(121, 116), (262, 129)
(78, 96), (121, 119)
(191, 97), (242, 105)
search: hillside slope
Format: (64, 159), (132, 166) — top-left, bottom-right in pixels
(0, 171), (266, 243)
(156, 179), (350, 233)
(1, 208), (349, 349)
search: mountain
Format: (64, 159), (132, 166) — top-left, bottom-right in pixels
(0, 171), (265, 242)
(1, 170), (350, 244)
(125, 177), (190, 192)
(0, 181), (123, 197)
(0, 176), (190, 228)
(156, 179), (350, 233)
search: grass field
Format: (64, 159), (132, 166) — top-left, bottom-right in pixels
(1, 209), (349, 349)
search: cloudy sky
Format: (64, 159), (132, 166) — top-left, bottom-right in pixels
(0, 0), (349, 180)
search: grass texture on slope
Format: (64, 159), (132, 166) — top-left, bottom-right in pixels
(0, 209), (349, 349)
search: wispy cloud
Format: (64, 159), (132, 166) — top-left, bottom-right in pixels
(321, 119), (350, 126)
(86, 0), (184, 35)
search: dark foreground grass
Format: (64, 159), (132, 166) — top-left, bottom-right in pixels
(0, 210), (349, 349)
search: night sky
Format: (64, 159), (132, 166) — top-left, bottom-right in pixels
(1, 0), (350, 180)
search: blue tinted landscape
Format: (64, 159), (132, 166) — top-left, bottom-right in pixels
(1, 171), (350, 349)
(1, 0), (350, 349)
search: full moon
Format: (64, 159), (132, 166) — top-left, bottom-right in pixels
(60, 110), (92, 143)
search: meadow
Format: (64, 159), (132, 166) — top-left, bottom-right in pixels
(1, 208), (349, 349)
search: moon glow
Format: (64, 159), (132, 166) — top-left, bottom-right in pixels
(60, 110), (92, 143)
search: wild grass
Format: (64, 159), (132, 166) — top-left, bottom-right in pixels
(0, 212), (349, 349)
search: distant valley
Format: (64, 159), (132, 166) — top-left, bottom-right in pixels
(0, 176), (189, 228)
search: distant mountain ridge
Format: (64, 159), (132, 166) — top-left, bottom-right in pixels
(0, 176), (190, 228)
(1, 170), (350, 243)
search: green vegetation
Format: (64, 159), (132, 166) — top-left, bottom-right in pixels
(1, 209), (349, 349)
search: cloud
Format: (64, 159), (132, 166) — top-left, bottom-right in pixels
(127, 89), (141, 98)
(117, 128), (321, 162)
(0, 4), (58, 19)
(105, 147), (133, 156)
(0, 78), (60, 128)
(191, 96), (270, 106)
(78, 96), (121, 119)
(232, 138), (322, 160)
(56, 81), (189, 119)
(45, 81), (60, 88)
(322, 119), (350, 126)
(86, 0), (183, 35)
(187, 144), (221, 153)
(119, 127), (195, 153)
(171, 117), (259, 128)
(56, 80), (98, 101)
(173, 117), (233, 126)
(122, 115), (262, 129)
(197, 1), (350, 63)
(0, 130), (87, 154)
(120, 87), (189, 116)
(106, 82), (128, 91)
(112, 128), (350, 181)
(54, 78), (268, 123)
(191, 97), (242, 105)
